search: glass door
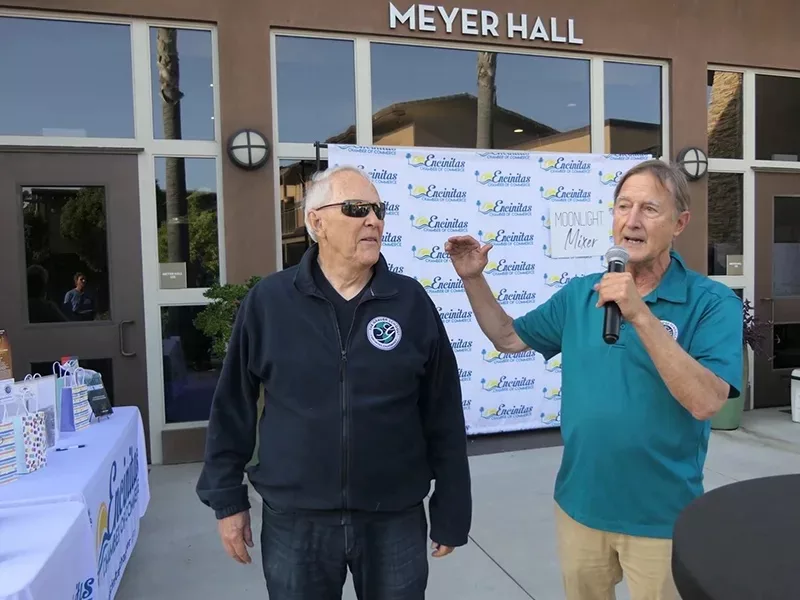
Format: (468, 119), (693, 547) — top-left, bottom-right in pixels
(0, 152), (149, 445)
(754, 172), (800, 408)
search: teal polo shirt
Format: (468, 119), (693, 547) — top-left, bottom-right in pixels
(513, 251), (743, 539)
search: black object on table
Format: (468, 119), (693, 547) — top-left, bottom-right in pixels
(672, 474), (800, 600)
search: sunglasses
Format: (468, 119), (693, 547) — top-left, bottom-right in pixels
(317, 200), (386, 220)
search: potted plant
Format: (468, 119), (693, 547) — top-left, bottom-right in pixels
(710, 299), (772, 431)
(194, 275), (263, 465)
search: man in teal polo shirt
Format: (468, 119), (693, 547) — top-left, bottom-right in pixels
(446, 159), (742, 600)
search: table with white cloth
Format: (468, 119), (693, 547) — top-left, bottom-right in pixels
(0, 502), (97, 600)
(0, 407), (150, 600)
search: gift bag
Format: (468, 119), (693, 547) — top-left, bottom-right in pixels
(59, 367), (91, 433)
(20, 373), (59, 448)
(3, 392), (47, 475)
(84, 369), (113, 419)
(0, 418), (18, 486)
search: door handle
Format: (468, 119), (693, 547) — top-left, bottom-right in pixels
(119, 320), (135, 357)
(758, 298), (778, 359)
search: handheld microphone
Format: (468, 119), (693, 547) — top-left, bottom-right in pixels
(602, 245), (630, 345)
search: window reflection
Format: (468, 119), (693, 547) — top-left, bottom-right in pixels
(707, 173), (744, 276)
(154, 157), (220, 288)
(161, 305), (220, 423)
(773, 196), (800, 297)
(369, 44), (591, 151)
(276, 36), (356, 144)
(707, 71), (743, 159)
(280, 159), (324, 268)
(604, 62), (662, 156)
(0, 17), (133, 137)
(756, 75), (800, 161)
(23, 187), (110, 323)
(150, 27), (215, 141)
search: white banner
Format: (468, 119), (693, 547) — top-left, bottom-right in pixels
(327, 145), (647, 435)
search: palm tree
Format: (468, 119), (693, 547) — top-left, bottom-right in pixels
(476, 51), (497, 149)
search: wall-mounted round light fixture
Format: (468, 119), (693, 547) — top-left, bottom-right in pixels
(227, 129), (270, 171)
(676, 147), (708, 181)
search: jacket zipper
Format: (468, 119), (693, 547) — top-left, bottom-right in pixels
(326, 294), (369, 523)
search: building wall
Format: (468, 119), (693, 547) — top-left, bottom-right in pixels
(4, 0), (800, 278)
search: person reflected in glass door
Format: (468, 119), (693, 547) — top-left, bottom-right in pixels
(63, 272), (95, 321)
(27, 265), (67, 323)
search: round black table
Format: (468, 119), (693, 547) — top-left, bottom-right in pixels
(672, 474), (800, 600)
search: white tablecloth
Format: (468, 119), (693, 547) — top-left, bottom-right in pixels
(0, 407), (150, 600)
(0, 501), (97, 600)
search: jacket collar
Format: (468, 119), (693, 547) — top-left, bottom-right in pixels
(643, 249), (688, 304)
(293, 243), (398, 299)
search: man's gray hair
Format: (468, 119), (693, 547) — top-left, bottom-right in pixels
(613, 159), (691, 216)
(303, 165), (374, 242)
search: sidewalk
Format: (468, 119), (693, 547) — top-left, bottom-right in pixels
(116, 408), (800, 600)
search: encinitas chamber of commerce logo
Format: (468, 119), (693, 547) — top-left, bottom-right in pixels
(382, 232), (403, 247)
(540, 410), (561, 426)
(603, 153), (651, 160)
(481, 348), (536, 364)
(462, 399), (472, 410)
(459, 368), (473, 382)
(538, 156), (592, 174)
(437, 306), (473, 323)
(385, 201), (401, 216)
(475, 169), (532, 187)
(545, 356), (562, 373)
(542, 243), (552, 258)
(387, 263), (404, 274)
(479, 403), (536, 420)
(543, 386), (562, 400)
(450, 338), (474, 354)
(406, 152), (466, 172)
(416, 276), (465, 294)
(408, 183), (468, 203)
(478, 229), (535, 246)
(492, 288), (537, 306)
(367, 316), (402, 351)
(540, 215), (551, 230)
(476, 199), (533, 217)
(544, 272), (574, 288)
(481, 375), (537, 393)
(484, 259), (536, 276)
(97, 445), (140, 592)
(412, 245), (450, 263)
(599, 169), (624, 186)
(358, 164), (398, 185)
(540, 186), (592, 202)
(410, 214), (469, 233)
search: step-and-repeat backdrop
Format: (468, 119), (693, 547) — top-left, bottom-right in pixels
(327, 145), (647, 435)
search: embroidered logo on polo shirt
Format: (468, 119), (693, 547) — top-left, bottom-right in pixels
(661, 320), (679, 340)
(367, 317), (402, 351)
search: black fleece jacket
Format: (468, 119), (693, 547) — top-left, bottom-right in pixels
(196, 245), (472, 547)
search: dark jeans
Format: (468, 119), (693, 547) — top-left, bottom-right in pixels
(260, 500), (429, 600)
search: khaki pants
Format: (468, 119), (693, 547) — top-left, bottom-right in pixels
(554, 503), (679, 600)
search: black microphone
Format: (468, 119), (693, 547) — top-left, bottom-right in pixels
(602, 245), (630, 345)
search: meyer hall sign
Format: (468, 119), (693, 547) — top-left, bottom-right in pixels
(388, 2), (583, 45)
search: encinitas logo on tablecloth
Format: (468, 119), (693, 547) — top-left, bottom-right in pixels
(96, 444), (140, 595)
(73, 576), (95, 600)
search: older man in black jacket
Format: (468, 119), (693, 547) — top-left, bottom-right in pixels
(196, 164), (472, 600)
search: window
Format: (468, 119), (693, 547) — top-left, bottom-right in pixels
(756, 75), (800, 161)
(370, 43), (590, 151)
(279, 159), (325, 268)
(0, 17), (134, 137)
(275, 36), (356, 144)
(150, 27), (215, 141)
(773, 196), (800, 297)
(154, 157), (220, 288)
(604, 62), (662, 156)
(707, 71), (743, 159)
(707, 173), (744, 276)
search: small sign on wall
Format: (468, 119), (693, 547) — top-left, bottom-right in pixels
(160, 263), (187, 289)
(548, 205), (608, 259)
(726, 255), (743, 276)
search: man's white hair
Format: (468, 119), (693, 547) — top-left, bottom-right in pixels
(303, 165), (375, 242)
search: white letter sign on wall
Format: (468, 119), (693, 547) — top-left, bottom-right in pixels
(388, 2), (583, 45)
